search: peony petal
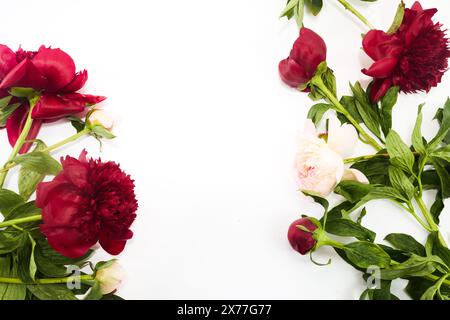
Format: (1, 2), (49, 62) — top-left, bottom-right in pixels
(327, 116), (358, 157)
(279, 57), (309, 88)
(411, 1), (423, 12)
(404, 8), (438, 46)
(0, 59), (47, 89)
(31, 94), (85, 120)
(290, 28), (327, 75)
(0, 45), (18, 80)
(99, 234), (128, 256)
(32, 46), (76, 91)
(362, 57), (398, 78)
(362, 30), (396, 61)
(40, 225), (95, 259)
(61, 70), (88, 92)
(342, 169), (369, 184)
(6, 106), (42, 153)
(59, 155), (89, 189)
(60, 93), (106, 106)
(369, 78), (393, 103)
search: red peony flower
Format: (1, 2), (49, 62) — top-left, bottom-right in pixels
(287, 217), (317, 255)
(362, 1), (450, 102)
(0, 45), (106, 153)
(36, 150), (138, 259)
(279, 27), (327, 88)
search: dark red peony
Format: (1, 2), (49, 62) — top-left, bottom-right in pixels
(36, 150), (138, 259)
(0, 45), (106, 153)
(287, 217), (317, 255)
(279, 27), (327, 88)
(362, 1), (450, 102)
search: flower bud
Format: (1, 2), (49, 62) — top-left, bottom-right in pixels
(287, 217), (317, 255)
(95, 260), (125, 294)
(88, 109), (114, 130)
(279, 27), (327, 88)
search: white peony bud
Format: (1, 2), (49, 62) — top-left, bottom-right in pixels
(95, 260), (125, 294)
(88, 109), (114, 131)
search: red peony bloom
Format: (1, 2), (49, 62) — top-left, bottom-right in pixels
(36, 150), (138, 259)
(279, 27), (327, 88)
(287, 217), (317, 255)
(0, 45), (106, 153)
(362, 1), (450, 102)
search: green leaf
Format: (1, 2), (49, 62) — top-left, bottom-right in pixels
(280, 0), (299, 18)
(431, 145), (450, 163)
(350, 82), (382, 140)
(18, 141), (48, 200)
(384, 233), (426, 257)
(429, 98), (450, 150)
(305, 0), (322, 16)
(0, 233), (26, 255)
(351, 154), (390, 185)
(427, 232), (450, 267)
(334, 181), (374, 203)
(12, 152), (61, 175)
(380, 255), (444, 280)
(386, 2), (405, 34)
(412, 104), (426, 154)
(0, 189), (24, 217)
(0, 102), (21, 127)
(8, 87), (38, 98)
(431, 157), (450, 198)
(17, 234), (37, 282)
(388, 166), (415, 200)
(380, 86), (399, 137)
(430, 191), (444, 224)
(0, 256), (26, 300)
(307, 103), (331, 126)
(406, 278), (450, 300)
(338, 96), (363, 124)
(91, 125), (115, 139)
(386, 130), (414, 173)
(5, 201), (41, 223)
(84, 281), (103, 300)
(27, 284), (78, 300)
(325, 218), (375, 242)
(344, 241), (391, 269)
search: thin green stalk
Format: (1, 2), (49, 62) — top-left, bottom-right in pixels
(414, 195), (439, 232)
(0, 128), (91, 174)
(0, 274), (94, 285)
(0, 215), (42, 228)
(43, 127), (90, 153)
(0, 105), (35, 187)
(405, 201), (432, 233)
(336, 0), (375, 29)
(311, 77), (383, 151)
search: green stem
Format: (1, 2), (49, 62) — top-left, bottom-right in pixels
(0, 215), (42, 228)
(336, 0), (375, 29)
(311, 77), (383, 151)
(0, 128), (91, 174)
(414, 195), (439, 232)
(344, 151), (420, 164)
(42, 127), (90, 153)
(0, 274), (94, 285)
(0, 104), (36, 187)
(405, 201), (432, 233)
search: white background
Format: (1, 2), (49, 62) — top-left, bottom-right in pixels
(1, 0), (450, 299)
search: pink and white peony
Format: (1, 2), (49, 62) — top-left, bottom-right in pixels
(295, 116), (368, 197)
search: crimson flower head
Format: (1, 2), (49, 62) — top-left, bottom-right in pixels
(0, 45), (106, 153)
(362, 1), (450, 102)
(279, 27), (327, 88)
(36, 150), (138, 259)
(287, 217), (317, 255)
